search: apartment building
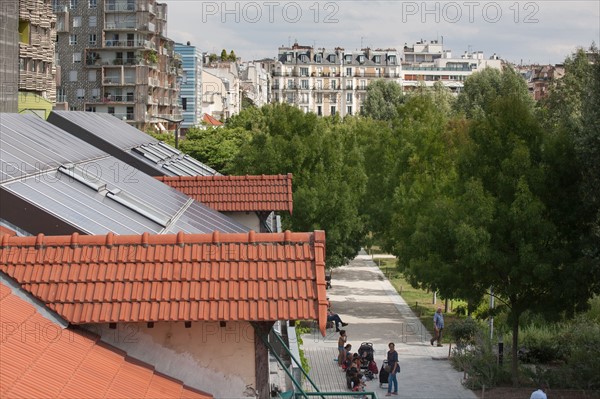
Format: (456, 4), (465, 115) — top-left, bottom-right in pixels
(402, 39), (503, 93)
(54, 0), (182, 130)
(0, 0), (19, 112)
(175, 42), (202, 131)
(240, 61), (269, 108)
(271, 43), (401, 117)
(202, 59), (241, 120)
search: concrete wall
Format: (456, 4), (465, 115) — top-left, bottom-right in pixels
(87, 321), (258, 398)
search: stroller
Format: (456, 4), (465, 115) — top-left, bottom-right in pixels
(379, 360), (389, 388)
(358, 342), (374, 370)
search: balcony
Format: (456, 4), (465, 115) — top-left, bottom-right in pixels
(105, 22), (137, 30)
(102, 94), (135, 103)
(105, 1), (136, 12)
(104, 39), (145, 48)
(108, 112), (135, 121)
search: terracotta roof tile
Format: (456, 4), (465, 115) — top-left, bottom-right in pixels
(0, 282), (212, 399)
(156, 174), (294, 213)
(1, 230), (328, 335)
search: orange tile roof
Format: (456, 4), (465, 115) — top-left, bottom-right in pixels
(156, 174), (294, 213)
(202, 113), (223, 126)
(0, 230), (329, 335)
(0, 281), (212, 399)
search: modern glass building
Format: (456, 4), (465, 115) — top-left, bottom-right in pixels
(174, 42), (202, 131)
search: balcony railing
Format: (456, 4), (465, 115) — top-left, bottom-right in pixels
(105, 22), (137, 30)
(109, 112), (135, 121)
(103, 95), (135, 102)
(105, 39), (145, 47)
(105, 1), (136, 12)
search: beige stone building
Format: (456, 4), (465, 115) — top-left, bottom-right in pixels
(270, 42), (401, 117)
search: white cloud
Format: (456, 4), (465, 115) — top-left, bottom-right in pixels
(164, 0), (600, 64)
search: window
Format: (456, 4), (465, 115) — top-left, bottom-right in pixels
(69, 0), (77, 9)
(374, 55), (381, 63)
(73, 52), (81, 63)
(108, 106), (115, 114)
(69, 70), (77, 81)
(89, 16), (97, 27)
(331, 80), (337, 90)
(300, 67), (308, 76)
(388, 55), (396, 64)
(330, 93), (336, 103)
(181, 97), (187, 110)
(316, 93), (322, 103)
(52, 0), (60, 12)
(346, 67), (352, 77)
(88, 70), (96, 81)
(88, 34), (96, 45)
(76, 89), (85, 99)
(69, 34), (77, 45)
(358, 55), (365, 64)
(317, 105), (322, 116)
(346, 92), (353, 103)
(287, 79), (293, 89)
(330, 106), (336, 116)
(360, 80), (366, 90)
(72, 16), (81, 27)
(91, 88), (100, 99)
(85, 106), (96, 112)
(88, 0), (96, 8)
(301, 79), (309, 89)
(315, 54), (322, 62)
(347, 106), (352, 115)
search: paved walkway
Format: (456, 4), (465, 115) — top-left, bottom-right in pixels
(301, 252), (476, 399)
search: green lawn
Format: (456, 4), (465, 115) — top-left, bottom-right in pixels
(376, 258), (465, 343)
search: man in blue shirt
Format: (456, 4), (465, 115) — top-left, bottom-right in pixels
(430, 307), (444, 347)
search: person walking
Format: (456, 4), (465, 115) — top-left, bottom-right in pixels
(430, 307), (444, 347)
(385, 342), (399, 396)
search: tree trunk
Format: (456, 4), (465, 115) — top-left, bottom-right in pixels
(511, 316), (520, 387)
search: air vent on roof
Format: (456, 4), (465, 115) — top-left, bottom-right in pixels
(107, 188), (171, 227)
(58, 164), (107, 192)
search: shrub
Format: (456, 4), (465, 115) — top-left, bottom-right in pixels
(518, 324), (563, 363)
(448, 317), (479, 349)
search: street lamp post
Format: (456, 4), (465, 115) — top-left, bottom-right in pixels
(153, 115), (184, 149)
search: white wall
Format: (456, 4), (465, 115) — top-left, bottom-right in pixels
(86, 321), (257, 398)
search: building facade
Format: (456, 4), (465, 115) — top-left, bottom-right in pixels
(175, 42), (202, 131)
(0, 0), (19, 112)
(202, 60), (241, 120)
(54, 0), (182, 129)
(240, 61), (269, 108)
(270, 43), (401, 117)
(402, 39), (503, 93)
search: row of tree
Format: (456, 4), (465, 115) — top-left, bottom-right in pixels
(171, 46), (599, 384)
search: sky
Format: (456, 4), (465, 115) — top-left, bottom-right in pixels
(163, 0), (600, 65)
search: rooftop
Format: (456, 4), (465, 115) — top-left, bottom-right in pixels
(0, 281), (212, 399)
(156, 174), (293, 213)
(0, 230), (328, 334)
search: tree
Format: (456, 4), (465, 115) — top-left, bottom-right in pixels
(208, 53), (217, 63)
(360, 80), (404, 121)
(454, 66), (532, 118)
(220, 49), (227, 60)
(179, 126), (251, 174)
(230, 104), (367, 267)
(228, 50), (237, 62)
(393, 67), (598, 385)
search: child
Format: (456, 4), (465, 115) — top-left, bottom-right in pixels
(337, 330), (347, 367)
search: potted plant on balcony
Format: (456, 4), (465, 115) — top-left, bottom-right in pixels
(145, 50), (158, 64)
